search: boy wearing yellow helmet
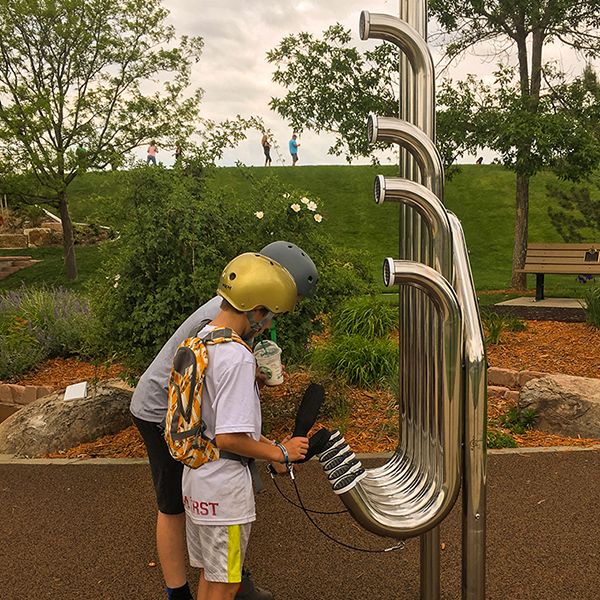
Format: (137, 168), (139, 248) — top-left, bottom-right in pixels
(182, 253), (308, 600)
(130, 244), (317, 600)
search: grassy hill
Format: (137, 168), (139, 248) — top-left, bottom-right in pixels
(1, 163), (593, 299)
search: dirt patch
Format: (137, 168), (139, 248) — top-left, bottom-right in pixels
(8, 319), (600, 458)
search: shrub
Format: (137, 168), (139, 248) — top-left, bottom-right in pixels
(332, 295), (397, 338)
(0, 286), (95, 379)
(487, 428), (518, 449)
(482, 311), (526, 345)
(0, 319), (46, 380)
(581, 283), (600, 328)
(310, 334), (398, 388)
(90, 165), (375, 371)
(499, 406), (537, 435)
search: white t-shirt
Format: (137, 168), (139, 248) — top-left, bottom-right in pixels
(182, 325), (261, 525)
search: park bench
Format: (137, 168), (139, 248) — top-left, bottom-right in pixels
(518, 243), (600, 301)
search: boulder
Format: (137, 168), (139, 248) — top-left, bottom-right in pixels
(0, 379), (134, 457)
(519, 374), (600, 439)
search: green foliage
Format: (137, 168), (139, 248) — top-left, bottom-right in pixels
(90, 165), (375, 371)
(487, 428), (518, 449)
(0, 0), (204, 279)
(0, 286), (95, 379)
(310, 335), (398, 388)
(581, 283), (600, 328)
(482, 311), (526, 346)
(499, 406), (538, 435)
(332, 295), (397, 338)
(547, 178), (600, 243)
(267, 24), (399, 163)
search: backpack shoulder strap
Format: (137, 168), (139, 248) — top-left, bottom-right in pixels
(187, 318), (212, 339)
(202, 327), (253, 353)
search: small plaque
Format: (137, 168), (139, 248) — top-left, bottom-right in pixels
(64, 381), (88, 401)
(584, 250), (599, 263)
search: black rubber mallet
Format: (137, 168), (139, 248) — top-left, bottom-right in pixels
(292, 383), (325, 437)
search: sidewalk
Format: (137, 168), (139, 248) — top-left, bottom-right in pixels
(1, 448), (599, 599)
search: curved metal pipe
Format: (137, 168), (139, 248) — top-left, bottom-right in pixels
(368, 114), (444, 200)
(447, 212), (487, 600)
(340, 261), (462, 539)
(360, 11), (435, 139)
(375, 177), (452, 281)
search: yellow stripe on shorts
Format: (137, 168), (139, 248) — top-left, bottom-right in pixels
(227, 525), (242, 583)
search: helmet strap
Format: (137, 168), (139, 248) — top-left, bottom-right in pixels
(246, 310), (274, 339)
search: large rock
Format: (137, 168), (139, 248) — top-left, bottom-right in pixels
(519, 374), (600, 439)
(0, 379), (134, 457)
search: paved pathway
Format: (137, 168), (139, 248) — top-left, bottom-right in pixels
(1, 449), (599, 599)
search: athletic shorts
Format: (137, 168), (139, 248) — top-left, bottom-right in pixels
(132, 414), (184, 515)
(186, 520), (252, 583)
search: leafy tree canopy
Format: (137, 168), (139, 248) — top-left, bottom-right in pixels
(0, 0), (203, 278)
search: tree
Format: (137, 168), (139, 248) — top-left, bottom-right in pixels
(267, 24), (505, 171)
(269, 9), (600, 288)
(267, 25), (401, 163)
(0, 0), (203, 280)
(429, 0), (600, 288)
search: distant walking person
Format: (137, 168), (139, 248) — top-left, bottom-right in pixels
(289, 133), (300, 166)
(261, 134), (272, 166)
(147, 141), (158, 165)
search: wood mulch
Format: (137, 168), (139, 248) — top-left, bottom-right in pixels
(7, 319), (600, 458)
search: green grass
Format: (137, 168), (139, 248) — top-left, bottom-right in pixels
(2, 163), (597, 299)
(0, 245), (104, 291)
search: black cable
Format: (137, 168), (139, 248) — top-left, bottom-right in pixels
(270, 473), (347, 515)
(287, 472), (405, 554)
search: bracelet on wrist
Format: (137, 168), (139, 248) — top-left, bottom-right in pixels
(273, 441), (289, 465)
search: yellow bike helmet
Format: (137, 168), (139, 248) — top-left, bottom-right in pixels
(217, 253), (297, 314)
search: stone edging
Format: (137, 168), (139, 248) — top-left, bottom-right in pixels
(0, 383), (54, 406)
(487, 366), (547, 401)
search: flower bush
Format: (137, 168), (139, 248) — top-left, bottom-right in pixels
(90, 165), (376, 370)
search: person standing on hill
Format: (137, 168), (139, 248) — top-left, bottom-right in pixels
(147, 141), (158, 165)
(288, 133), (300, 166)
(261, 133), (272, 167)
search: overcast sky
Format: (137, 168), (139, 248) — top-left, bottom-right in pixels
(145, 0), (595, 167)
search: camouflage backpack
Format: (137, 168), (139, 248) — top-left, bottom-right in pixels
(164, 327), (252, 469)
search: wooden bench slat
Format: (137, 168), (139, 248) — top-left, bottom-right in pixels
(527, 243), (600, 250)
(526, 250), (598, 257)
(519, 265), (600, 274)
(525, 256), (600, 265)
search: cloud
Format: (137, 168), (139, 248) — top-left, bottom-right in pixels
(147, 0), (598, 168)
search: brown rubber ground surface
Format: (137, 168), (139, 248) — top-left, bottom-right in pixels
(1, 451), (599, 600)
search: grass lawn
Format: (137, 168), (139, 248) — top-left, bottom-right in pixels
(0, 245), (105, 292)
(0, 163), (595, 301)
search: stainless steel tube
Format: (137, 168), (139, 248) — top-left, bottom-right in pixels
(448, 212), (487, 600)
(339, 260), (463, 539)
(367, 114), (444, 203)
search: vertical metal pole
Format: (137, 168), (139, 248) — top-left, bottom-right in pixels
(398, 2), (440, 598)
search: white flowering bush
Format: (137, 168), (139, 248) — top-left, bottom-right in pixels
(91, 165), (375, 369)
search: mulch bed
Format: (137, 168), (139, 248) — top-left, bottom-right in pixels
(7, 319), (600, 458)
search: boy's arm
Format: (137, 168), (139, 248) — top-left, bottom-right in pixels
(216, 433), (308, 463)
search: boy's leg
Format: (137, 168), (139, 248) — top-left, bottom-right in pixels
(157, 512), (188, 587)
(132, 415), (191, 595)
(198, 569), (239, 600)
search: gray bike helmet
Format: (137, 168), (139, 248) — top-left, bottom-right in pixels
(260, 241), (318, 297)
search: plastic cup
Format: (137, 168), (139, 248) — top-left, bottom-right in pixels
(254, 340), (284, 386)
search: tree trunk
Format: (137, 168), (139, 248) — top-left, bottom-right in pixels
(58, 191), (78, 280)
(510, 171), (529, 289)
